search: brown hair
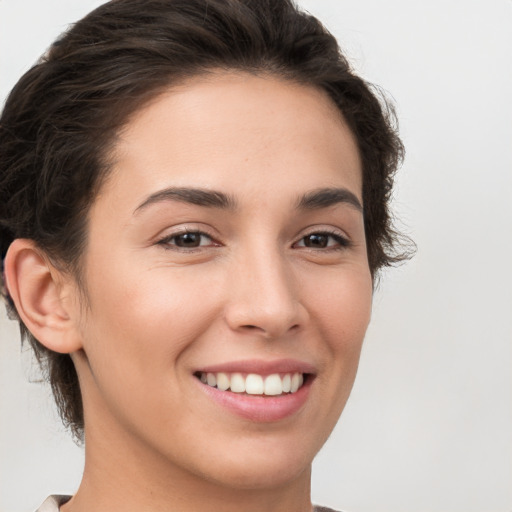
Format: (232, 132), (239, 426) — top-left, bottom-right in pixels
(0, 0), (410, 440)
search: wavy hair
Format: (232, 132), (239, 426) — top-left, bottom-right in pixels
(0, 0), (411, 440)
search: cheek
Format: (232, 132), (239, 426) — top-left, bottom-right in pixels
(75, 264), (226, 432)
(298, 265), (372, 438)
(303, 264), (373, 351)
(81, 260), (224, 367)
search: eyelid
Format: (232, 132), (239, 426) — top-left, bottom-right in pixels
(293, 227), (352, 249)
(155, 226), (220, 249)
(153, 225), (352, 251)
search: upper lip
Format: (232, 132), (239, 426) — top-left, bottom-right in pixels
(196, 359), (316, 376)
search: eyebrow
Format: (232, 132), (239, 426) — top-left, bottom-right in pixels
(133, 185), (362, 215)
(296, 187), (363, 212)
(134, 187), (237, 214)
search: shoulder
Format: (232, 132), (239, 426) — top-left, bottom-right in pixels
(35, 496), (72, 512)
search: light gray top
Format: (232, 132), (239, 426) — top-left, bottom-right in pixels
(35, 496), (71, 512)
(35, 495), (341, 512)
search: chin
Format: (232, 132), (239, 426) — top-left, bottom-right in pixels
(208, 458), (312, 491)
(192, 434), (318, 491)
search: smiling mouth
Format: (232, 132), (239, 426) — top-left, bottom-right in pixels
(195, 372), (307, 396)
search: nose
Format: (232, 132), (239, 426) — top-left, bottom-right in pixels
(223, 248), (308, 339)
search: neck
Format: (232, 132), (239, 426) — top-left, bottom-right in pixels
(62, 422), (313, 512)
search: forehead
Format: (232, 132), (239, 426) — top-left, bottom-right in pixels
(98, 72), (362, 211)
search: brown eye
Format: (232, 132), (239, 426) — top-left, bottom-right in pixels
(295, 232), (350, 250)
(158, 231), (214, 249)
(173, 232), (203, 247)
(303, 234), (329, 248)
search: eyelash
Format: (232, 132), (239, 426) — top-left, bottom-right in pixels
(293, 230), (352, 251)
(156, 229), (217, 251)
(156, 229), (351, 252)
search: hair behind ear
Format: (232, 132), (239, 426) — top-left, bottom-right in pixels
(4, 238), (85, 439)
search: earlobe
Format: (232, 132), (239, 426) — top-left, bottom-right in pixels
(4, 239), (83, 354)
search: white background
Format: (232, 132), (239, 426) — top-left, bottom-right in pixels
(1, 1), (511, 511)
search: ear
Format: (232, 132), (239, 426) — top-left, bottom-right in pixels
(4, 239), (83, 354)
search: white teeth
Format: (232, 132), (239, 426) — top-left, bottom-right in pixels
(206, 373), (217, 387)
(216, 372), (230, 391)
(245, 374), (264, 395)
(282, 374), (291, 393)
(290, 373), (300, 393)
(230, 373), (245, 393)
(199, 371), (306, 396)
(264, 374), (283, 396)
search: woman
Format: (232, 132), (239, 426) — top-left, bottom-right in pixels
(0, 1), (407, 511)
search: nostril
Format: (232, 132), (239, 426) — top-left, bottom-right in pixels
(240, 323), (300, 336)
(242, 325), (259, 330)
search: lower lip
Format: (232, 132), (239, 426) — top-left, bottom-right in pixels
(196, 377), (313, 422)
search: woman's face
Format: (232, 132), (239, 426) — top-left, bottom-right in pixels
(71, 72), (372, 490)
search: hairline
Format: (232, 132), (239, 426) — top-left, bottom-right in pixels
(66, 67), (361, 305)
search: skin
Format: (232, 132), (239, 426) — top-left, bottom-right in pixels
(6, 72), (373, 512)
